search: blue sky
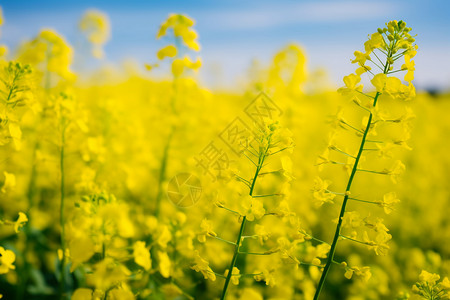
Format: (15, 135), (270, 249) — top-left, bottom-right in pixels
(1, 0), (450, 90)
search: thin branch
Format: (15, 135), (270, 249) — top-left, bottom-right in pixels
(356, 168), (388, 175)
(340, 120), (364, 134)
(212, 236), (236, 246)
(339, 235), (372, 246)
(328, 145), (356, 159)
(371, 51), (385, 68)
(252, 193), (281, 198)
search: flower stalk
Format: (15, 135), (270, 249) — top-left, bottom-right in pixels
(220, 139), (268, 300)
(313, 20), (416, 299)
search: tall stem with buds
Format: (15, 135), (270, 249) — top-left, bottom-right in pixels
(220, 141), (268, 300)
(313, 20), (417, 299)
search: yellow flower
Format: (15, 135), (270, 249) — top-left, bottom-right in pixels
(17, 29), (75, 80)
(8, 122), (22, 150)
(157, 225), (172, 248)
(158, 251), (171, 278)
(191, 251), (215, 281)
(239, 196), (265, 221)
(184, 56), (201, 70)
(171, 56), (202, 77)
(157, 45), (177, 60)
(385, 77), (403, 97)
(157, 14), (176, 38)
(69, 236), (95, 272)
(79, 10), (110, 59)
(419, 270), (440, 285)
(413, 271), (450, 299)
(0, 247), (15, 274)
(401, 54), (415, 82)
(315, 244), (331, 259)
(14, 212), (28, 233)
(1, 171), (16, 193)
(371, 73), (387, 92)
(79, 10), (110, 45)
(362, 230), (391, 256)
(316, 148), (330, 170)
(351, 51), (370, 65)
(388, 160), (406, 184)
(254, 268), (276, 286)
(197, 219), (217, 243)
(355, 65), (371, 76)
(87, 258), (131, 291)
(312, 177), (336, 206)
(372, 75), (415, 101)
(156, 14), (200, 51)
(271, 200), (294, 218)
(254, 224), (270, 245)
(440, 277), (450, 289)
(71, 288), (93, 300)
(364, 32), (384, 53)
(224, 267), (240, 285)
(379, 192), (400, 214)
(338, 73), (363, 96)
(344, 265), (371, 282)
(133, 241), (151, 271)
(0, 45), (7, 57)
(341, 211), (363, 229)
(108, 288), (135, 300)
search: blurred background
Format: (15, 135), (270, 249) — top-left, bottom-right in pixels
(2, 0), (450, 91)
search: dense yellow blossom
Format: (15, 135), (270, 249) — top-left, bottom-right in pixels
(0, 247), (15, 274)
(133, 241), (151, 270)
(1, 171), (15, 193)
(0, 8), (447, 300)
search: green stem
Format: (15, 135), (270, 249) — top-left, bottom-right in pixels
(154, 130), (173, 216)
(313, 41), (393, 298)
(155, 70), (178, 216)
(5, 69), (19, 103)
(219, 215), (247, 300)
(220, 145), (267, 300)
(313, 91), (380, 299)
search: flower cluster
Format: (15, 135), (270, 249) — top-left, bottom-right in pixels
(146, 14), (201, 77)
(412, 271), (450, 300)
(79, 10), (111, 58)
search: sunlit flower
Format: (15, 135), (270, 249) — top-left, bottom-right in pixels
(133, 241), (151, 271)
(0, 247), (15, 274)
